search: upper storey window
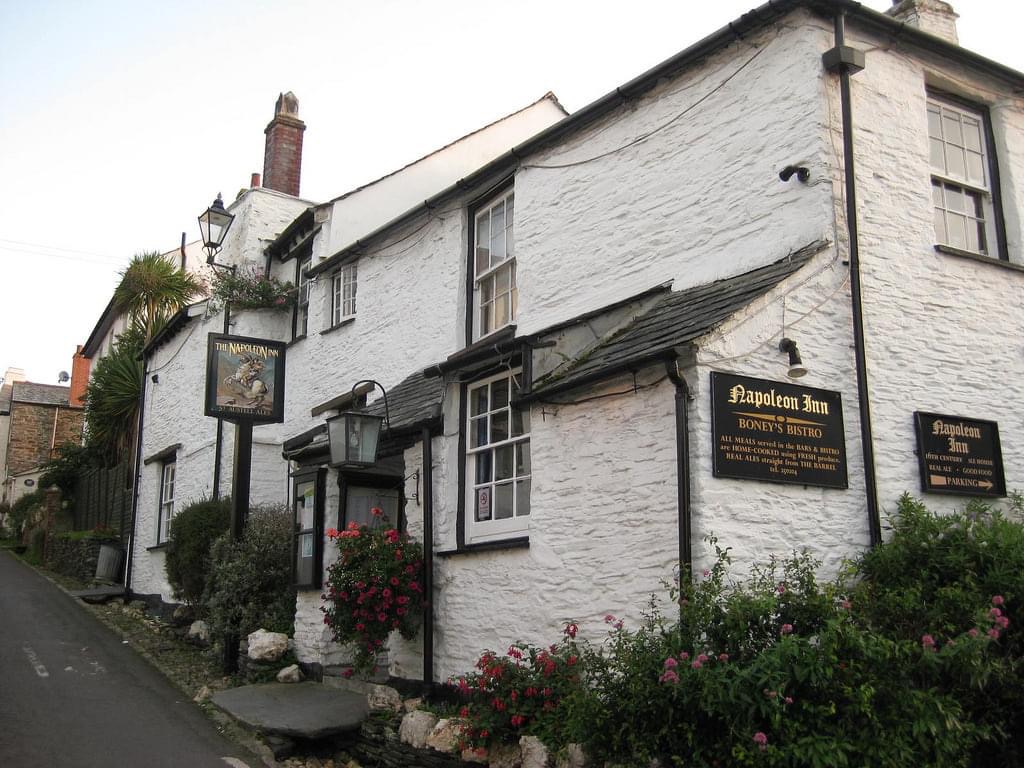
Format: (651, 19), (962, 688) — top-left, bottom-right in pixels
(928, 95), (1004, 259)
(294, 256), (311, 339)
(473, 189), (517, 340)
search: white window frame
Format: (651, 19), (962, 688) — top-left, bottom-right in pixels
(472, 189), (517, 341)
(295, 256), (311, 338)
(157, 460), (176, 544)
(331, 262), (357, 326)
(927, 95), (1000, 258)
(465, 368), (531, 544)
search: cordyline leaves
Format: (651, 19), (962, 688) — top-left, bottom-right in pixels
(112, 250), (205, 343)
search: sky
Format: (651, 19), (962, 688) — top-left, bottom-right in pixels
(0, 0), (1021, 384)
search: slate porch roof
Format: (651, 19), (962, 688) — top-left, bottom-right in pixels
(525, 240), (828, 401)
(10, 382), (72, 407)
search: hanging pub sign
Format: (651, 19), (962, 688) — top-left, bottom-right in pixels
(204, 333), (286, 424)
(913, 412), (1005, 497)
(711, 372), (848, 489)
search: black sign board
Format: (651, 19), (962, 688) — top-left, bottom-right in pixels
(711, 372), (848, 489)
(913, 412), (1005, 497)
(204, 333), (286, 424)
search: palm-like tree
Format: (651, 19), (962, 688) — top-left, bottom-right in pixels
(113, 251), (205, 343)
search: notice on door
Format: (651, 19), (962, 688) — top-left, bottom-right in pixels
(914, 412), (1005, 497)
(711, 372), (848, 489)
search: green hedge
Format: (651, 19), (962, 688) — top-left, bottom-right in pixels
(164, 497), (231, 606)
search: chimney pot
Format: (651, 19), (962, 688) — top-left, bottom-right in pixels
(887, 0), (959, 45)
(251, 172), (261, 188)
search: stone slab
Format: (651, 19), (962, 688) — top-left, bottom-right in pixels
(211, 682), (368, 739)
(70, 586), (126, 604)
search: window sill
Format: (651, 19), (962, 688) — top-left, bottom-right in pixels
(934, 244), (1023, 273)
(146, 543), (168, 552)
(320, 317), (355, 337)
(288, 335), (307, 348)
(437, 536), (529, 557)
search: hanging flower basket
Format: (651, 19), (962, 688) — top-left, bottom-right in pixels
(208, 266), (295, 312)
(321, 509), (425, 674)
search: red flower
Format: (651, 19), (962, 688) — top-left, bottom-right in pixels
(564, 623), (578, 639)
(390, 576), (400, 586)
(371, 507), (383, 517)
(510, 714), (525, 727)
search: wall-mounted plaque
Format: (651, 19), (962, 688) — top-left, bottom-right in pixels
(204, 333), (286, 424)
(711, 372), (848, 489)
(913, 412), (1005, 497)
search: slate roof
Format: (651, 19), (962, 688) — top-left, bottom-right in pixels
(528, 240), (828, 400)
(362, 369), (445, 435)
(10, 382), (72, 407)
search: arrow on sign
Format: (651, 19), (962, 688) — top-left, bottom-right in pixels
(930, 475), (993, 490)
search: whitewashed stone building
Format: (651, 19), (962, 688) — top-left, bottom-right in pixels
(130, 0), (1024, 685)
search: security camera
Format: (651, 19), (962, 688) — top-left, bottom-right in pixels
(779, 165), (810, 183)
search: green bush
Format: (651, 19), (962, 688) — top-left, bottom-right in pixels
(164, 496), (231, 606)
(204, 504), (295, 641)
(39, 442), (98, 501)
(8, 490), (45, 540)
(450, 495), (1023, 767)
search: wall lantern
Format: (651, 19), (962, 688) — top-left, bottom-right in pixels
(326, 380), (391, 468)
(779, 337), (807, 379)
(198, 193), (235, 262)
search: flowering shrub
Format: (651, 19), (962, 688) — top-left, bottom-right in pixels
(450, 625), (586, 751)
(449, 494), (1023, 766)
(321, 509), (424, 673)
(208, 266), (295, 312)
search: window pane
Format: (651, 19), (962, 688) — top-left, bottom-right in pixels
(963, 117), (982, 152)
(494, 482), (514, 520)
(472, 386), (488, 416)
(517, 443), (531, 476)
(506, 195), (514, 256)
(476, 246), (490, 276)
(492, 377), (509, 407)
(947, 213), (968, 250)
(295, 481), (315, 529)
(932, 181), (944, 207)
(946, 145), (965, 179)
(495, 262), (511, 293)
(494, 292), (509, 328)
(933, 208), (947, 244)
(945, 186), (964, 213)
(942, 113), (962, 145)
(967, 218), (983, 253)
(927, 105), (942, 137)
(516, 479), (531, 517)
(491, 410), (509, 443)
(490, 201), (505, 264)
(966, 152), (985, 186)
(929, 138), (945, 172)
(296, 536), (313, 585)
(495, 444), (514, 481)
(511, 407), (530, 436)
(968, 190), (985, 217)
(475, 451), (492, 485)
(471, 416), (488, 447)
(475, 487), (492, 522)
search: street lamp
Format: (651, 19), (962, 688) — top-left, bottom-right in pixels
(198, 193), (235, 263)
(326, 380), (391, 468)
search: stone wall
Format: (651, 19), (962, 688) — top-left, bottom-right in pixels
(46, 535), (113, 583)
(6, 403), (83, 475)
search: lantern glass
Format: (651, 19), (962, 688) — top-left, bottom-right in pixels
(327, 411), (384, 467)
(198, 195), (235, 251)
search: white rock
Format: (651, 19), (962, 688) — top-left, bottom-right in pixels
(247, 629), (289, 662)
(193, 685), (212, 703)
(489, 742), (523, 768)
(520, 735), (551, 768)
(398, 710), (438, 749)
(425, 718), (461, 753)
(366, 682), (402, 712)
(276, 664), (303, 683)
(461, 747), (488, 764)
(187, 620), (210, 644)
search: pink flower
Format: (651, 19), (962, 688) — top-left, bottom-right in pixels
(753, 732), (768, 751)
(702, 569), (710, 578)
(718, 653), (729, 662)
(968, 628), (979, 638)
(371, 507), (383, 517)
(341, 668), (354, 679)
(992, 595), (1005, 606)
(921, 634), (936, 648)
(697, 653), (709, 663)
(780, 624), (794, 635)
(604, 614), (615, 623)
(988, 628), (1001, 640)
(564, 623), (578, 639)
(325, 527), (339, 539)
(777, 583), (786, 595)
(663, 657), (678, 669)
(997, 616), (1010, 629)
(510, 714), (525, 727)
(841, 599), (852, 610)
(679, 651), (690, 661)
(990, 607), (1002, 618)
(691, 659), (703, 670)
(659, 670), (679, 684)
(784, 696), (794, 705)
(614, 620), (624, 630)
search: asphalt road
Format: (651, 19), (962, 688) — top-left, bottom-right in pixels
(0, 550), (258, 768)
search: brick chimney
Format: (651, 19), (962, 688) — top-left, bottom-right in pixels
(263, 92), (305, 197)
(69, 346), (90, 407)
(888, 0), (958, 45)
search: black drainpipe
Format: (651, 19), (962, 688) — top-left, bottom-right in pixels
(665, 360), (692, 582)
(212, 304), (230, 499)
(825, 12), (881, 546)
(123, 357), (149, 600)
(420, 426), (434, 689)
